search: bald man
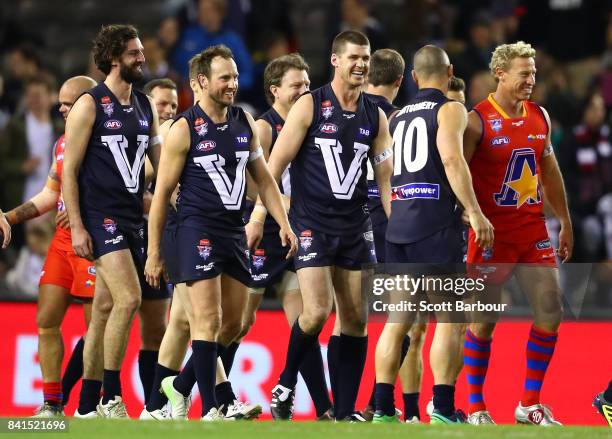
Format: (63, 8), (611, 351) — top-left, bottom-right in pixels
(372, 46), (492, 424)
(3, 76), (106, 417)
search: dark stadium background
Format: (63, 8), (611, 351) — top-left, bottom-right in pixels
(0, 0), (610, 425)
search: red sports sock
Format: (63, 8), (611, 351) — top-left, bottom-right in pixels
(43, 381), (63, 406)
(464, 329), (492, 414)
(521, 325), (558, 407)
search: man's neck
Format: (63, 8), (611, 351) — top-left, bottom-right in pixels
(365, 84), (395, 104)
(199, 96), (228, 123)
(417, 79), (447, 95)
(272, 102), (290, 120)
(330, 76), (360, 111)
(492, 89), (523, 118)
(105, 73), (132, 105)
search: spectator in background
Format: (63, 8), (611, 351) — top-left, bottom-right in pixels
(4, 219), (53, 299)
(453, 11), (496, 85)
(0, 77), (63, 248)
(171, 0), (254, 91)
(3, 44), (42, 113)
(158, 17), (180, 56)
(0, 74), (11, 131)
(337, 0), (388, 51)
(141, 35), (172, 84)
(467, 70), (496, 108)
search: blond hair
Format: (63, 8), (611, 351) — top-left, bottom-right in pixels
(489, 41), (536, 79)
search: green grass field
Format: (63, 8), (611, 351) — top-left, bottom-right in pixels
(7, 419), (611, 439)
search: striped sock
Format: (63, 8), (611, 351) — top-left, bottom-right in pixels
(43, 382), (63, 406)
(464, 329), (491, 414)
(521, 325), (558, 407)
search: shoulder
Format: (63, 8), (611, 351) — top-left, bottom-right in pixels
(439, 100), (467, 118)
(465, 110), (484, 138)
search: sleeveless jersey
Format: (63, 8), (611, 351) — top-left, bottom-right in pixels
(364, 93), (398, 219)
(79, 82), (153, 227)
(470, 94), (549, 242)
(290, 83), (380, 235)
(257, 107), (290, 235)
(51, 134), (72, 251)
(386, 88), (460, 244)
(176, 103), (253, 237)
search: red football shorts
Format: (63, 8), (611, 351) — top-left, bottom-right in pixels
(40, 233), (96, 298)
(467, 228), (557, 284)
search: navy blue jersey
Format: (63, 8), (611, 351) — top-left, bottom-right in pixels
(176, 104), (253, 237)
(79, 82), (153, 226)
(386, 88), (460, 244)
(289, 84), (380, 235)
(364, 93), (398, 219)
(258, 107), (290, 235)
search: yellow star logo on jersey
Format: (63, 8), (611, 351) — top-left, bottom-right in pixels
(506, 161), (538, 208)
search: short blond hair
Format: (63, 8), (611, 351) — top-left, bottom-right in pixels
(489, 41), (536, 79)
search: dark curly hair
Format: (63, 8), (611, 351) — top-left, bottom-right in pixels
(92, 24), (139, 75)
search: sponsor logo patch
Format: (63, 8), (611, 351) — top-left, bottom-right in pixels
(512, 120), (525, 127)
(139, 120), (149, 128)
(535, 239), (552, 250)
(104, 235), (124, 245)
(359, 127), (370, 136)
(298, 252), (318, 262)
(194, 117), (208, 137)
(490, 136), (510, 146)
(300, 230), (313, 250)
(482, 247), (493, 261)
(252, 249), (266, 271)
(104, 119), (122, 130)
(363, 231), (374, 242)
(217, 124), (228, 131)
(488, 118), (503, 132)
(197, 239), (212, 260)
(391, 183), (440, 200)
(527, 134), (546, 141)
(321, 100), (334, 119)
(88, 266), (97, 276)
(101, 96), (114, 117)
(197, 140), (216, 152)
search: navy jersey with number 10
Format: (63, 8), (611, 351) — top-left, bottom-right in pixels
(176, 104), (253, 237)
(289, 84), (380, 235)
(386, 88), (460, 244)
(78, 82), (153, 227)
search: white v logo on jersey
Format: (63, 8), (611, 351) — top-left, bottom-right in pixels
(101, 134), (148, 193)
(193, 151), (249, 209)
(315, 137), (369, 200)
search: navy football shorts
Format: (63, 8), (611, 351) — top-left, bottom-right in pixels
(292, 219), (377, 271)
(385, 222), (466, 275)
(249, 229), (294, 289)
(175, 225), (251, 286)
(369, 206), (388, 264)
(85, 216), (170, 299)
(161, 212), (179, 285)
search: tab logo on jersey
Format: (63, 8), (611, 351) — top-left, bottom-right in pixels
(252, 249), (266, 270)
(391, 183), (440, 200)
(101, 96), (114, 117)
(494, 148), (541, 208)
(367, 184), (380, 198)
(103, 218), (117, 234)
(488, 118), (503, 132)
(197, 140), (216, 152)
(104, 119), (123, 130)
(491, 136), (510, 146)
(300, 230), (313, 250)
(194, 118), (208, 137)
(321, 100), (334, 119)
(359, 127), (370, 137)
(320, 123), (338, 134)
(536, 239), (552, 250)
(236, 136), (249, 144)
(528, 134), (546, 141)
(139, 120), (149, 128)
(197, 239), (212, 260)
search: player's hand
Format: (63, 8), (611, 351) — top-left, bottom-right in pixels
(468, 209), (494, 249)
(55, 210), (70, 229)
(279, 225), (297, 259)
(557, 222), (573, 263)
(143, 191), (153, 216)
(145, 252), (166, 290)
(246, 220), (264, 251)
(0, 213), (11, 249)
(71, 224), (93, 260)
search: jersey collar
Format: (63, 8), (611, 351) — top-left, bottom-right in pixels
(487, 93), (527, 119)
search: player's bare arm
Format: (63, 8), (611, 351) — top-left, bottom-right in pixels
(438, 102), (493, 249)
(146, 95), (163, 175)
(0, 209), (10, 248)
(145, 117), (189, 288)
(539, 106), (573, 262)
(267, 93), (313, 182)
(371, 107), (394, 218)
(463, 110), (483, 163)
(63, 94), (96, 260)
(245, 112), (297, 258)
(5, 158), (60, 225)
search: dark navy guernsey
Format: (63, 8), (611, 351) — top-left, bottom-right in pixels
(386, 88), (460, 244)
(289, 83), (380, 235)
(364, 93), (398, 221)
(176, 103), (253, 238)
(79, 82), (153, 227)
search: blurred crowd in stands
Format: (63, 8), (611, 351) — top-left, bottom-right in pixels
(0, 0), (611, 307)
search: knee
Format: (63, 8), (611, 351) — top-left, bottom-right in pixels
(469, 322), (495, 340)
(193, 309), (221, 338)
(36, 310), (60, 330)
(237, 311), (256, 340)
(141, 319), (167, 349)
(408, 324), (426, 348)
(339, 308), (367, 335)
(300, 307), (330, 334)
(114, 294), (142, 315)
(534, 292), (563, 328)
(219, 318), (243, 343)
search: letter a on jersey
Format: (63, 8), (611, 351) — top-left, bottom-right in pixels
(102, 134), (148, 193)
(193, 151), (249, 210)
(315, 137), (369, 199)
